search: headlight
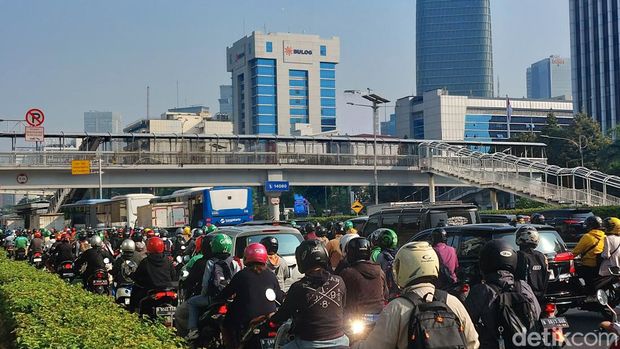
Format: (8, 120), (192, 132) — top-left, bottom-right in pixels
(350, 320), (365, 335)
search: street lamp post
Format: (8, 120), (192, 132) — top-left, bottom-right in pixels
(345, 90), (390, 205)
(540, 134), (587, 167)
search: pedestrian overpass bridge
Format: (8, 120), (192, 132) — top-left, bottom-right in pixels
(0, 132), (618, 212)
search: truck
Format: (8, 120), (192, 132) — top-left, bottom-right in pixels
(136, 202), (189, 229)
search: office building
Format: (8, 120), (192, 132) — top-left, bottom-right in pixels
(570, 0), (620, 133)
(84, 111), (122, 133)
(218, 85), (233, 120)
(394, 89), (573, 141)
(380, 114), (397, 136)
(227, 31), (340, 135)
(526, 55), (572, 100)
(416, 0), (494, 97)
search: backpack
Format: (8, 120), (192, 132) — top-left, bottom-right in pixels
(434, 249), (456, 290)
(489, 282), (538, 349)
(208, 258), (233, 296)
(400, 289), (467, 349)
(380, 250), (397, 294)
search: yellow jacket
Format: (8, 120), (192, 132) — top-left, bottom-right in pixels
(573, 229), (606, 267)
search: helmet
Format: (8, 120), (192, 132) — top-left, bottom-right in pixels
(159, 229), (168, 239)
(176, 227), (184, 236)
(530, 213), (546, 225)
(210, 234), (233, 254)
(344, 220), (354, 230)
(132, 231), (144, 242)
(304, 222), (315, 234)
(346, 237), (371, 264)
(431, 228), (448, 245)
(244, 243), (268, 264)
(339, 233), (360, 256)
(183, 226), (191, 236)
(61, 233), (70, 242)
(374, 228), (398, 249)
(290, 220), (298, 228)
(78, 231), (87, 241)
(42, 229), (51, 238)
(33, 232), (42, 239)
(192, 228), (204, 239)
(295, 239), (329, 274)
(367, 230), (381, 247)
(201, 233), (216, 256)
(479, 240), (518, 275)
(334, 221), (345, 234)
(146, 237), (165, 254)
(204, 224), (218, 234)
(89, 235), (103, 248)
(120, 239), (136, 254)
(316, 226), (328, 238)
(260, 236), (279, 255)
(144, 228), (155, 239)
(603, 217), (620, 235)
(515, 225), (540, 248)
(393, 241), (439, 288)
(516, 215), (527, 223)
(585, 216), (603, 231)
(135, 241), (146, 252)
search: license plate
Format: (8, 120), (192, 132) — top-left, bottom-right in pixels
(548, 269), (555, 280)
(33, 258), (42, 263)
(540, 317), (569, 329)
(92, 279), (108, 286)
(125, 298), (130, 305)
(260, 338), (275, 349)
(155, 306), (176, 316)
(62, 273), (74, 278)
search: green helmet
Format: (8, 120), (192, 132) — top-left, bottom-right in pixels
(42, 229), (51, 238)
(210, 233), (233, 254)
(344, 221), (354, 230)
(375, 228), (398, 249)
(204, 224), (218, 234)
(290, 220), (298, 228)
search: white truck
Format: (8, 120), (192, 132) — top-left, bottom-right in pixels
(136, 202), (189, 228)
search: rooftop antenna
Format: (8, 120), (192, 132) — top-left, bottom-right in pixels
(147, 86), (150, 120)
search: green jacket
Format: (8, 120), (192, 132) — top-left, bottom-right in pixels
(14, 236), (28, 249)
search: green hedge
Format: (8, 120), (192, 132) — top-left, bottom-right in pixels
(298, 215), (358, 226)
(480, 205), (620, 218)
(0, 253), (185, 349)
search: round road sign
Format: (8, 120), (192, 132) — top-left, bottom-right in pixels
(16, 173), (28, 184)
(25, 109), (45, 127)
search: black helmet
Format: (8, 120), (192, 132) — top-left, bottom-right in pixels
(159, 229), (169, 238)
(132, 231), (143, 243)
(324, 221), (334, 231)
(316, 226), (328, 238)
(304, 222), (315, 234)
(260, 236), (279, 255)
(530, 213), (546, 225)
(346, 237), (371, 264)
(585, 216), (603, 231)
(295, 239), (329, 274)
(479, 240), (518, 275)
(431, 228), (448, 245)
(334, 221), (345, 234)
(201, 233), (216, 256)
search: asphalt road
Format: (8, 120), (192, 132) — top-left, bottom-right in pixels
(564, 309), (617, 349)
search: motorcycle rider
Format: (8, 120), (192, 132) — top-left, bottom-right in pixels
(270, 239), (349, 348)
(132, 231), (147, 262)
(315, 226), (330, 245)
(600, 217), (620, 277)
(345, 220), (357, 234)
(431, 228), (458, 286)
(465, 240), (540, 349)
(111, 239), (138, 286)
(303, 222), (318, 241)
(218, 243), (283, 348)
(74, 235), (113, 287)
(183, 234), (217, 299)
(334, 232), (360, 274)
(28, 231), (45, 261)
(352, 241), (479, 349)
(515, 225), (549, 305)
(14, 231), (29, 259)
(51, 233), (74, 270)
(130, 237), (177, 314)
(530, 213), (546, 225)
(339, 237), (387, 317)
(372, 228), (399, 298)
(326, 221), (346, 269)
(260, 236), (291, 291)
(572, 215), (606, 289)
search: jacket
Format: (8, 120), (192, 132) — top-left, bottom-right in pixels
(74, 247), (111, 280)
(515, 248), (549, 303)
(184, 257), (207, 298)
(434, 243), (459, 282)
(132, 253), (177, 291)
(464, 271), (540, 349)
(52, 242), (74, 265)
(266, 254), (290, 291)
(339, 261), (387, 316)
(326, 235), (343, 269)
(352, 282), (479, 349)
(573, 229), (605, 267)
(600, 234), (620, 276)
(111, 254), (138, 285)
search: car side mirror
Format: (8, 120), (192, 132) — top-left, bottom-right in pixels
(265, 288), (276, 302)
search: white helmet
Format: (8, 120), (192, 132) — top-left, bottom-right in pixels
(339, 233), (360, 256)
(393, 241), (439, 288)
(515, 225), (540, 247)
(89, 235), (103, 248)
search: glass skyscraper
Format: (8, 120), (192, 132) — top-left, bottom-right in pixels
(526, 56), (572, 100)
(570, 0), (620, 133)
(416, 0), (494, 97)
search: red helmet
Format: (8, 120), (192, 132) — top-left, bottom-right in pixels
(195, 236), (204, 254)
(61, 233), (70, 242)
(146, 237), (165, 254)
(244, 243), (268, 264)
(33, 232), (42, 239)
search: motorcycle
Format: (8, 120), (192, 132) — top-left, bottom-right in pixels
(570, 265), (620, 319)
(6, 245), (15, 259)
(31, 251), (44, 269)
(238, 289), (280, 349)
(139, 288), (178, 327)
(14, 248), (27, 261)
(115, 283), (133, 307)
(86, 268), (110, 295)
(57, 260), (76, 282)
(192, 301), (229, 349)
(597, 288), (620, 349)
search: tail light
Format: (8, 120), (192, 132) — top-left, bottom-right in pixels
(544, 303), (556, 317)
(461, 284), (470, 293)
(267, 331), (277, 337)
(267, 321), (278, 337)
(563, 219), (581, 225)
(569, 260), (576, 274)
(218, 304), (228, 314)
(96, 271), (105, 279)
(34, 252), (42, 257)
(154, 291), (178, 300)
(64, 263), (72, 269)
(554, 252), (574, 262)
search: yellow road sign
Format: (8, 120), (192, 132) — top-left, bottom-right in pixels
(351, 200), (364, 214)
(71, 160), (91, 175)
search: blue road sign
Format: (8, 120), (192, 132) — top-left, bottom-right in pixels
(265, 181), (290, 192)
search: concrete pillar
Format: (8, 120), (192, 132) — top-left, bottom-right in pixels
(490, 189), (499, 210)
(428, 173), (436, 203)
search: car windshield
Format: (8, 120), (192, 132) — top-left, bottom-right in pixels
(496, 230), (566, 255)
(244, 233), (302, 256)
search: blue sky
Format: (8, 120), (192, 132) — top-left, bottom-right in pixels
(0, 0), (570, 134)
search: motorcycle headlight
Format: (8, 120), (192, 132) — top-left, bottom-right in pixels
(350, 320), (365, 335)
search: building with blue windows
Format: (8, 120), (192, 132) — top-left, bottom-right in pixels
(226, 32), (340, 135)
(394, 89), (574, 141)
(416, 0), (494, 97)
(526, 56), (572, 100)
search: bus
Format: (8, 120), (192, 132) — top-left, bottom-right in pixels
(152, 187), (253, 227)
(61, 194), (155, 228)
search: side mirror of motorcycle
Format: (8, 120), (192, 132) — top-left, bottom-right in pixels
(597, 289), (609, 306)
(610, 266), (620, 276)
(265, 288), (276, 302)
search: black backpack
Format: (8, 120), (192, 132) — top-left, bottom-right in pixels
(489, 282), (538, 349)
(381, 250), (397, 293)
(208, 258), (233, 296)
(400, 289), (467, 349)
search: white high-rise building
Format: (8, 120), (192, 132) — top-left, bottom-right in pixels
(84, 111), (122, 133)
(227, 31), (340, 135)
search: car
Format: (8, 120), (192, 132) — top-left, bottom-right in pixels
(480, 214), (516, 223)
(538, 209), (594, 246)
(409, 223), (580, 313)
(217, 225), (304, 291)
(348, 216), (368, 232)
(361, 202), (480, 243)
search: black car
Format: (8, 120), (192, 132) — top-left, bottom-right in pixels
(539, 209), (594, 246)
(480, 214), (516, 223)
(409, 224), (580, 312)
